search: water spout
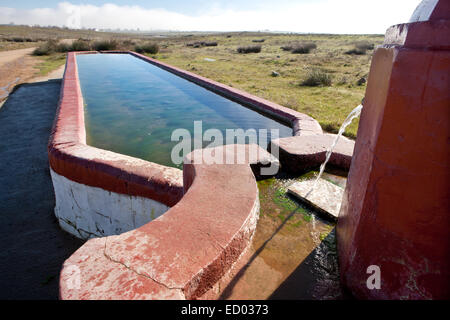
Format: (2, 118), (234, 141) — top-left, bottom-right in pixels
(304, 104), (363, 199)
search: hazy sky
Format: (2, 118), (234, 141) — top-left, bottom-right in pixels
(0, 0), (422, 33)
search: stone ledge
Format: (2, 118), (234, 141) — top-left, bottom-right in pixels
(271, 133), (355, 173)
(60, 145), (261, 300)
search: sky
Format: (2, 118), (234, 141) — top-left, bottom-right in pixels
(0, 0), (423, 34)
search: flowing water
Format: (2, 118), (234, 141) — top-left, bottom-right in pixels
(305, 104), (363, 199)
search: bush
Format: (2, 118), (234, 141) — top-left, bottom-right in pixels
(33, 46), (52, 56)
(292, 42), (317, 54)
(121, 39), (136, 47)
(33, 39), (93, 55)
(252, 39), (265, 43)
(56, 43), (71, 52)
(291, 46), (311, 54)
(301, 69), (332, 87)
(355, 41), (374, 51)
(92, 39), (119, 51)
(282, 42), (317, 54)
(70, 39), (91, 51)
(32, 40), (59, 56)
(237, 45), (261, 54)
(186, 41), (217, 48)
(345, 42), (374, 55)
(135, 42), (159, 54)
(344, 48), (366, 55)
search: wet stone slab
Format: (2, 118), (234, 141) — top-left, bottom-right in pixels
(287, 178), (344, 221)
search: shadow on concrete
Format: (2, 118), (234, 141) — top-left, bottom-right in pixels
(0, 80), (84, 300)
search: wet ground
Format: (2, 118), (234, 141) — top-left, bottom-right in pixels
(220, 171), (350, 300)
(0, 80), (84, 299)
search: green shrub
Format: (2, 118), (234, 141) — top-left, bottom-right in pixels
(33, 46), (52, 56)
(355, 41), (374, 51)
(33, 39), (93, 55)
(56, 43), (71, 52)
(121, 39), (136, 48)
(301, 69), (332, 87)
(237, 45), (261, 53)
(291, 46), (311, 54)
(70, 39), (91, 51)
(186, 41), (217, 48)
(291, 42), (317, 54)
(345, 48), (365, 55)
(282, 42), (317, 54)
(135, 42), (160, 54)
(32, 40), (59, 56)
(252, 39), (265, 43)
(92, 39), (119, 51)
(345, 42), (374, 55)
(280, 45), (293, 51)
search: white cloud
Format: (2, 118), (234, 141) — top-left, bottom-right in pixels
(0, 1), (422, 33)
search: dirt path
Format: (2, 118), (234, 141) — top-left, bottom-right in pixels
(0, 47), (40, 103)
(0, 47), (36, 67)
(0, 46), (66, 108)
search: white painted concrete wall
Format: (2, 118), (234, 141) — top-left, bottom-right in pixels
(50, 168), (169, 240)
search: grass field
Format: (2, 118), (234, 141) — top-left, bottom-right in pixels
(147, 33), (384, 137)
(33, 53), (66, 76)
(1, 26), (384, 137)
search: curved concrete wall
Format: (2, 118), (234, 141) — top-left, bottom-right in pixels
(60, 145), (261, 299)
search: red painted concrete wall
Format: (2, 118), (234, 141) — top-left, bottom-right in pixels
(337, 3), (450, 299)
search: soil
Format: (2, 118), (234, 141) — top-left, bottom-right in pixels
(0, 47), (66, 107)
(0, 47), (40, 103)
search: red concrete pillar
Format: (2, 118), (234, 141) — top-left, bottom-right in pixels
(337, 0), (450, 299)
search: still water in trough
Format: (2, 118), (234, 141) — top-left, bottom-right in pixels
(77, 53), (292, 168)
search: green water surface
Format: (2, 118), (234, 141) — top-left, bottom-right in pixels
(77, 54), (292, 168)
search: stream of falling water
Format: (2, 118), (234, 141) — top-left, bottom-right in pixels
(308, 104), (363, 246)
(306, 104), (363, 200)
(307, 104), (363, 299)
